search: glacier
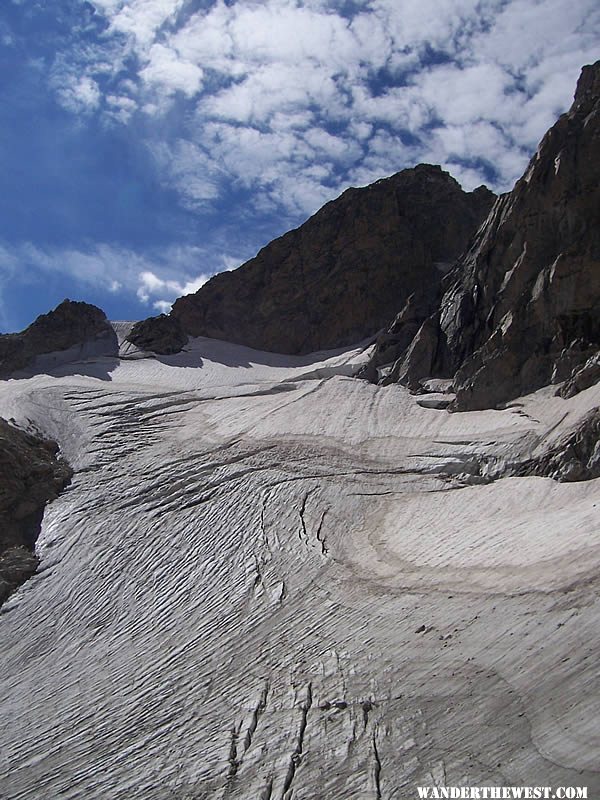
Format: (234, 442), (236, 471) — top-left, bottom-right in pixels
(0, 327), (598, 799)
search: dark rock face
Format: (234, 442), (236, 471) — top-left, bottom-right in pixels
(0, 299), (118, 378)
(0, 419), (73, 605)
(383, 61), (600, 410)
(162, 165), (494, 355)
(558, 353), (600, 399)
(357, 292), (441, 384)
(506, 408), (600, 482)
(127, 314), (188, 355)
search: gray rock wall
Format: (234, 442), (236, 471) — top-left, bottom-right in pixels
(381, 61), (600, 411)
(0, 419), (72, 604)
(133, 166), (494, 355)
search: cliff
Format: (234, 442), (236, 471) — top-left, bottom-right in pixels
(130, 166), (494, 355)
(370, 61), (600, 410)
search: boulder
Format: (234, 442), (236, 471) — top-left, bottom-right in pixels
(507, 408), (600, 482)
(127, 314), (188, 355)
(558, 353), (600, 399)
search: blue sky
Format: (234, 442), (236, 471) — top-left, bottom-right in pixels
(0, 0), (598, 331)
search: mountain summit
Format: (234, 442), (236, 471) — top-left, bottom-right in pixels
(130, 165), (494, 355)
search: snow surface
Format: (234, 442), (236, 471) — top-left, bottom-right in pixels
(0, 331), (598, 799)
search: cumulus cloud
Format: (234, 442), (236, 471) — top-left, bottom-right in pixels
(3, 2), (594, 334)
(151, 140), (221, 210)
(140, 43), (204, 99)
(55, 75), (101, 114)
(106, 93), (138, 122)
(65, 0), (594, 208)
(93, 0), (186, 48)
(137, 270), (210, 310)
(29, 0), (599, 286)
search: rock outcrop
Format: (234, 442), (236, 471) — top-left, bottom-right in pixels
(0, 299), (118, 378)
(508, 407), (600, 482)
(558, 353), (600, 399)
(371, 61), (600, 410)
(127, 314), (188, 355)
(130, 166), (494, 355)
(0, 419), (72, 605)
(357, 291), (441, 384)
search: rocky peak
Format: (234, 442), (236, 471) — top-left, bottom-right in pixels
(368, 60), (600, 410)
(133, 165), (495, 355)
(128, 313), (188, 355)
(0, 299), (118, 378)
(572, 60), (600, 110)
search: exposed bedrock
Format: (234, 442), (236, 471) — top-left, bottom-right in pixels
(130, 165), (494, 355)
(0, 299), (118, 378)
(0, 418), (72, 604)
(368, 61), (600, 410)
(558, 352), (600, 399)
(504, 406), (600, 482)
(449, 405), (600, 484)
(127, 313), (188, 355)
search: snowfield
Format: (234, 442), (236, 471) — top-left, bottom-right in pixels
(0, 330), (598, 799)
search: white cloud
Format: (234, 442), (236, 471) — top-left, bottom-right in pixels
(56, 75), (101, 114)
(137, 269), (210, 305)
(1, 0), (594, 338)
(156, 120), (358, 216)
(304, 128), (362, 163)
(442, 163), (492, 193)
(221, 255), (241, 271)
(17, 243), (137, 291)
(204, 62), (344, 124)
(151, 140), (222, 210)
(367, 0), (497, 52)
(416, 62), (515, 126)
(106, 93), (138, 122)
(140, 43), (204, 98)
(31, 0), (599, 288)
(417, 119), (531, 191)
(93, 0), (186, 48)
(0, 241), (239, 319)
(152, 300), (172, 313)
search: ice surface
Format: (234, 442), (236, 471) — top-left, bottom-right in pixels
(0, 333), (598, 798)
